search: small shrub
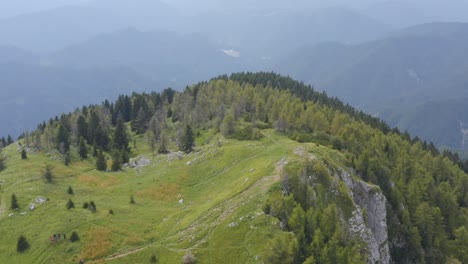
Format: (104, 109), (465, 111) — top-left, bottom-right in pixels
(67, 186), (74, 195)
(83, 202), (89, 209)
(66, 199), (75, 210)
(89, 200), (96, 212)
(70, 231), (79, 242)
(17, 235), (30, 252)
(130, 195), (135, 204)
(109, 209), (114, 215)
(150, 254), (158, 263)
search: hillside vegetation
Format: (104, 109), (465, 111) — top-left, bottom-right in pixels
(0, 73), (467, 263)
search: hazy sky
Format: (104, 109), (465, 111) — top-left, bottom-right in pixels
(0, 0), (90, 19)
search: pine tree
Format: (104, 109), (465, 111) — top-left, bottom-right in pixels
(11, 193), (19, 210)
(44, 165), (53, 183)
(56, 124), (70, 153)
(70, 231), (80, 242)
(158, 132), (168, 154)
(17, 235), (30, 252)
(66, 199), (75, 209)
(111, 150), (122, 171)
(180, 125), (194, 153)
(64, 151), (71, 166)
(21, 149), (27, 160)
(96, 149), (107, 171)
(78, 137), (88, 160)
(113, 118), (129, 151)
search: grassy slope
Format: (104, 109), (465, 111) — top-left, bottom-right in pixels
(0, 129), (343, 263)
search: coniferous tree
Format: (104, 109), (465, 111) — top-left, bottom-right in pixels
(44, 165), (53, 183)
(17, 235), (30, 252)
(158, 132), (169, 154)
(21, 149), (27, 160)
(113, 118), (129, 151)
(77, 115), (89, 143)
(64, 151), (71, 166)
(150, 254), (158, 263)
(56, 124), (70, 153)
(180, 125), (194, 153)
(7, 135), (13, 145)
(111, 150), (122, 171)
(11, 193), (19, 210)
(66, 199), (75, 209)
(96, 149), (107, 171)
(70, 231), (80, 242)
(68, 186), (74, 195)
(78, 137), (88, 160)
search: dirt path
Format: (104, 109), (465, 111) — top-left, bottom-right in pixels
(104, 246), (148, 261)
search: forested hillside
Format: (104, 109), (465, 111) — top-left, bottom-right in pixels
(278, 22), (468, 150)
(0, 73), (467, 263)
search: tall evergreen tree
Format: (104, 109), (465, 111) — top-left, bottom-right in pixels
(111, 150), (122, 171)
(44, 165), (53, 183)
(78, 137), (88, 160)
(180, 125), (194, 153)
(56, 124), (70, 153)
(96, 149), (107, 171)
(113, 118), (129, 151)
(77, 115), (89, 143)
(7, 135), (13, 145)
(64, 151), (71, 166)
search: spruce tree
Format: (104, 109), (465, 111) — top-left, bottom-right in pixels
(70, 231), (79, 242)
(78, 137), (88, 160)
(11, 193), (19, 210)
(56, 124), (70, 153)
(111, 150), (122, 171)
(64, 151), (71, 166)
(113, 118), (129, 151)
(17, 235), (30, 252)
(7, 135), (13, 145)
(44, 165), (53, 183)
(158, 132), (168, 154)
(96, 149), (107, 171)
(66, 199), (75, 209)
(21, 149), (27, 160)
(180, 125), (194, 153)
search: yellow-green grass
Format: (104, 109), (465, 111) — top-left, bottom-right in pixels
(0, 129), (341, 263)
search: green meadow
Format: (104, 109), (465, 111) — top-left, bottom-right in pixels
(0, 130), (336, 263)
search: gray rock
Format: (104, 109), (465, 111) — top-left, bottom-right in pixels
(340, 170), (390, 264)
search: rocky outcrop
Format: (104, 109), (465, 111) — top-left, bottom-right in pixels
(340, 170), (390, 264)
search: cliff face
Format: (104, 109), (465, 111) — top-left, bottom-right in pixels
(339, 170), (390, 264)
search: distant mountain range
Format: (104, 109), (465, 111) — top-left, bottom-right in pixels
(277, 22), (468, 149)
(1, 0), (468, 152)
